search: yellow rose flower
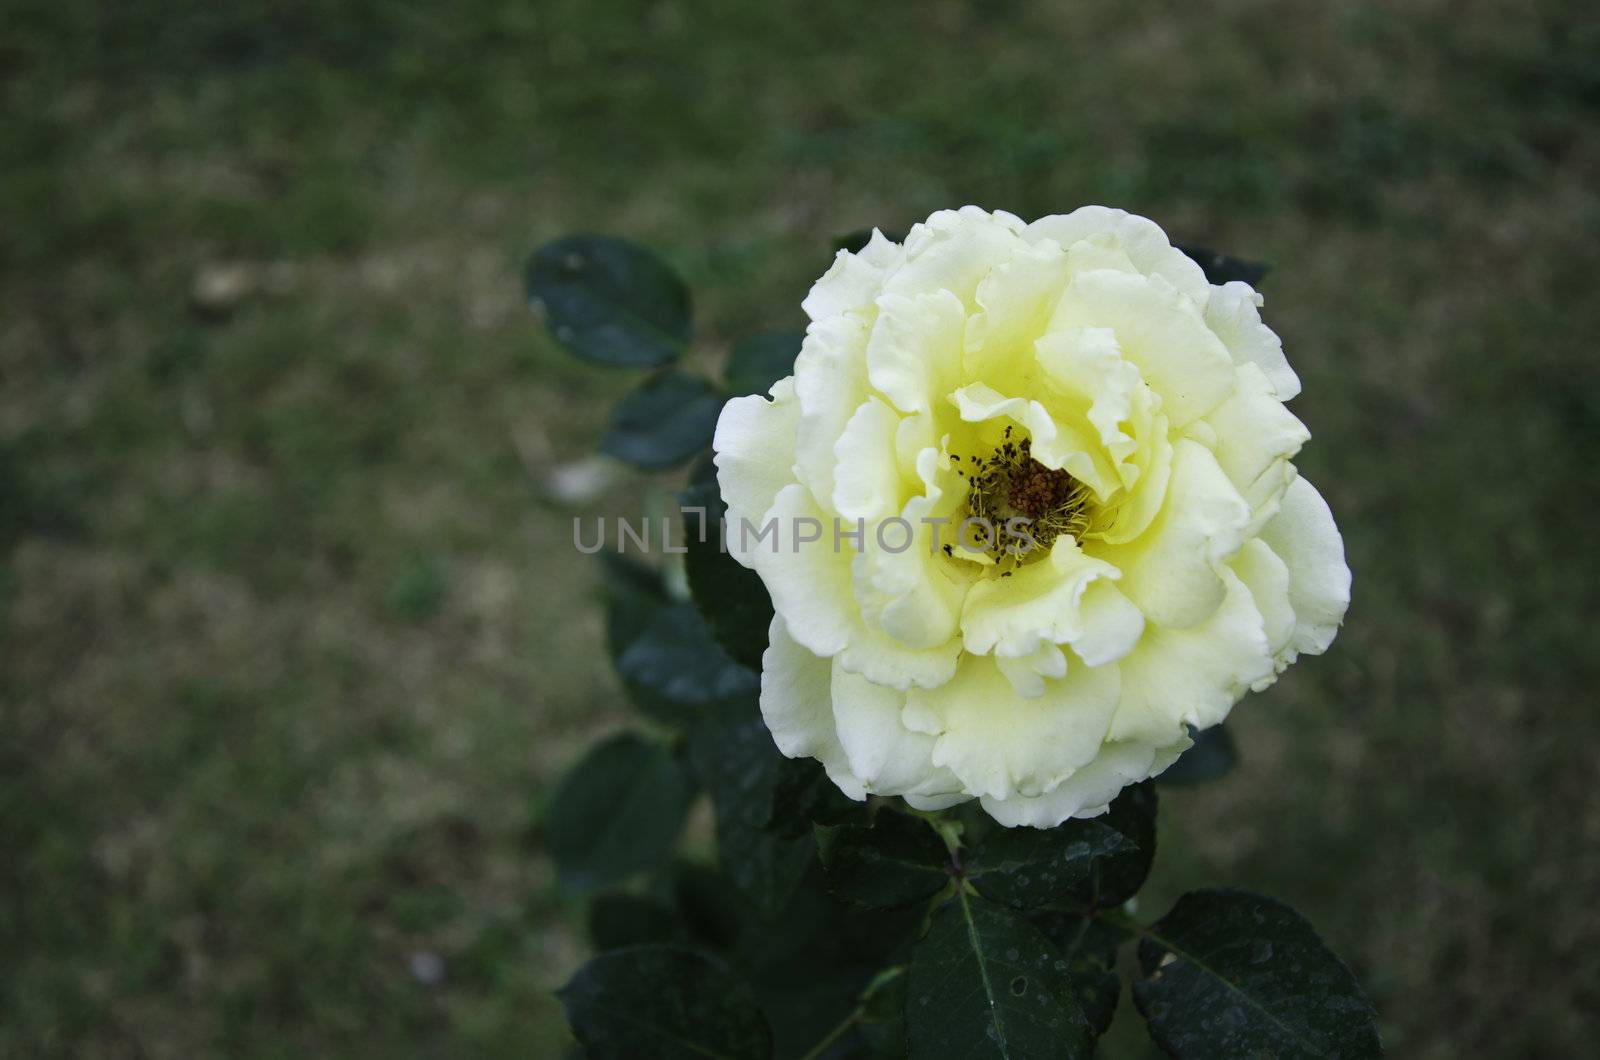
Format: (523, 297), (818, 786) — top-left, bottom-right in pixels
(713, 206), (1350, 827)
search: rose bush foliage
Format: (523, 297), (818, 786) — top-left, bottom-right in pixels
(714, 206), (1350, 828)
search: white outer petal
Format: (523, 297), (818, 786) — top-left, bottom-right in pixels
(759, 615), (865, 800)
(981, 740), (1189, 827)
(830, 664), (963, 798)
(1202, 363), (1310, 527)
(904, 653), (1122, 801)
(793, 314), (871, 511)
(1025, 205), (1210, 306)
(885, 206), (1027, 308)
(1204, 280), (1301, 400)
(1257, 475), (1351, 660)
(803, 228), (903, 321)
(1108, 567), (1274, 745)
(713, 378), (800, 568)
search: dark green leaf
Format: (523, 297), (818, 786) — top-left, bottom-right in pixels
(739, 863), (924, 1059)
(617, 602), (759, 705)
(725, 331), (804, 397)
(601, 371), (723, 470)
(814, 812), (952, 909)
(968, 819), (1135, 911)
(1133, 889), (1382, 1059)
(906, 891), (1094, 1059)
(716, 810), (815, 920)
(1093, 781), (1159, 906)
(587, 893), (680, 951)
(680, 479), (774, 672)
(769, 755), (869, 837)
(602, 554), (758, 722)
(1174, 243), (1271, 287)
(671, 861), (745, 953)
(1157, 725), (1239, 787)
(689, 715), (814, 915)
(526, 235), (691, 367)
(858, 967), (910, 1059)
(546, 733), (692, 892)
(1034, 912), (1127, 1037)
(558, 945), (772, 1060)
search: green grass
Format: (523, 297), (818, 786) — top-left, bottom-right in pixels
(2, 0), (1598, 1055)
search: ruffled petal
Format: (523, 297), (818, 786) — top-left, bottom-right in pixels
(1070, 580), (1146, 667)
(1256, 475), (1351, 660)
(1204, 280), (1300, 401)
(1033, 326), (1144, 485)
(831, 396), (904, 522)
(1026, 205), (1210, 308)
(803, 228), (904, 322)
(1201, 363), (1310, 528)
(1048, 268), (1235, 428)
(713, 378), (801, 568)
(1108, 567), (1274, 744)
(747, 483), (857, 657)
(1091, 439), (1251, 629)
(981, 739), (1189, 827)
(951, 382), (1116, 501)
(994, 641), (1068, 699)
(960, 540), (1119, 657)
(759, 615), (866, 800)
(830, 663), (963, 797)
(793, 314), (872, 511)
(964, 238), (1072, 382)
(884, 206), (1027, 309)
(904, 653), (1122, 801)
(1230, 537), (1297, 671)
(867, 290), (966, 416)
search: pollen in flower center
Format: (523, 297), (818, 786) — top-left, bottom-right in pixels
(951, 428), (1094, 569)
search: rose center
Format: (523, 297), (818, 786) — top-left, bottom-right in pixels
(951, 430), (1093, 569)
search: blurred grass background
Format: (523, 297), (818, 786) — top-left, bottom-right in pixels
(3, 0), (1598, 1055)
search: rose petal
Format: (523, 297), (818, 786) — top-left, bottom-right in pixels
(905, 653), (1121, 801)
(1257, 475), (1351, 660)
(759, 615), (866, 800)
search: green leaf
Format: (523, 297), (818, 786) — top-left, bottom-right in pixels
(1174, 243), (1271, 287)
(587, 893), (680, 951)
(768, 755), (868, 837)
(680, 479), (774, 672)
(1132, 889), (1382, 1059)
(724, 331), (804, 397)
(1092, 781), (1159, 906)
(1157, 724), (1239, 787)
(546, 732), (692, 892)
(858, 966), (910, 1058)
(967, 782), (1156, 910)
(967, 819), (1135, 912)
(739, 864), (924, 1059)
(558, 945), (773, 1060)
(688, 715), (814, 916)
(671, 861), (745, 953)
(1034, 912), (1127, 1037)
(526, 235), (691, 367)
(602, 554), (757, 722)
(601, 371), (723, 470)
(814, 811), (952, 909)
(617, 602), (759, 705)
(906, 890), (1094, 1059)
